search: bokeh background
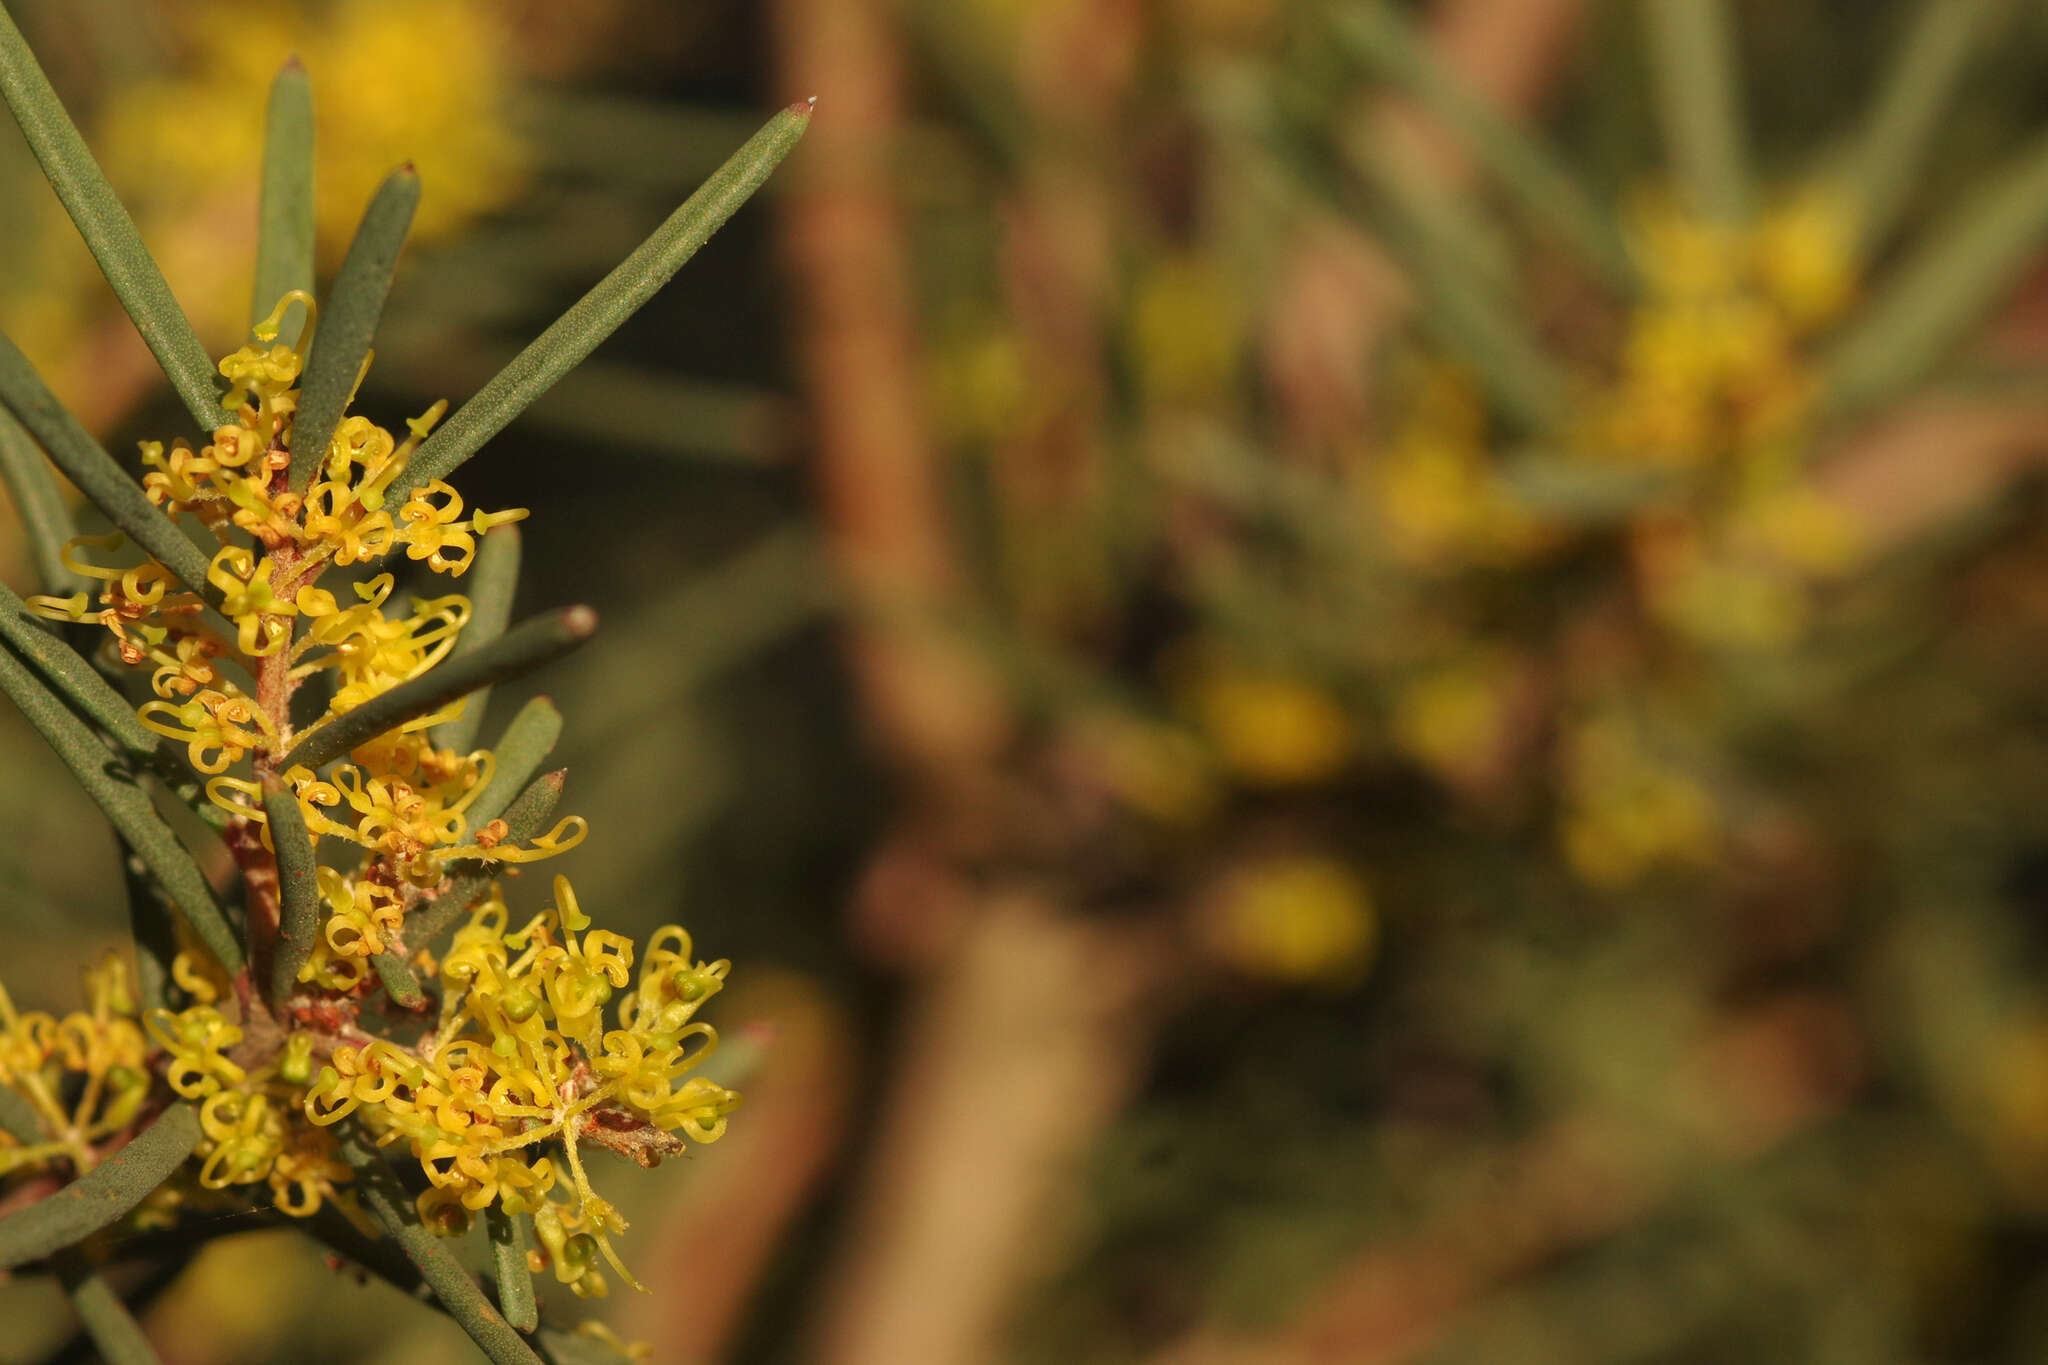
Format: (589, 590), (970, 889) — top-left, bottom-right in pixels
(10, 0), (2048, 1361)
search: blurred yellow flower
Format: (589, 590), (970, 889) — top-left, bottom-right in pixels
(1393, 653), (1519, 787)
(1182, 662), (1352, 788)
(1203, 854), (1375, 987)
(1128, 252), (1246, 402)
(1559, 715), (1717, 888)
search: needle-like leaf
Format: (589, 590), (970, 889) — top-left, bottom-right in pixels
(0, 329), (215, 598)
(290, 166), (419, 491)
(282, 606), (596, 773)
(1824, 128), (2048, 418)
(253, 56), (315, 346)
(337, 1125), (544, 1365)
(0, 406), (85, 597)
(436, 525), (522, 753)
(391, 101), (812, 501)
(0, 3), (222, 431)
(0, 582), (153, 752)
(1359, 154), (1569, 429)
(58, 1255), (165, 1365)
(461, 695), (563, 831)
(487, 1206), (538, 1334)
(400, 769), (564, 952)
(120, 846), (177, 1015)
(1837, 0), (2002, 255)
(0, 637), (242, 973)
(1332, 1), (1634, 291)
(1642, 0), (1752, 224)
(0, 1104), (202, 1270)
(262, 780), (320, 1006)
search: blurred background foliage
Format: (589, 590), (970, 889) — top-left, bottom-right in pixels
(12, 0), (2048, 1362)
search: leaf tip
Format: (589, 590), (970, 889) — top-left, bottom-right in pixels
(560, 605), (598, 640)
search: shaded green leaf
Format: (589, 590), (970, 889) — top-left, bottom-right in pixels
(262, 780), (320, 1006)
(336, 1125), (543, 1365)
(0, 637), (242, 973)
(253, 56), (315, 345)
(0, 406), (84, 597)
(0, 581), (153, 752)
(1824, 128), (2048, 418)
(282, 605), (595, 773)
(1642, 0), (1752, 224)
(1837, 0), (2002, 255)
(1332, 1), (1634, 291)
(290, 165), (419, 491)
(0, 329), (215, 598)
(487, 1206), (537, 1335)
(399, 769), (564, 953)
(0, 4), (222, 431)
(58, 1255), (164, 1365)
(461, 695), (562, 832)
(435, 525), (522, 754)
(0, 1104), (201, 1270)
(393, 102), (812, 501)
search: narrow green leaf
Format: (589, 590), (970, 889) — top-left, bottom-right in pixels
(58, 1255), (164, 1365)
(253, 56), (315, 346)
(0, 1083), (37, 1142)
(0, 4), (222, 432)
(0, 329), (215, 597)
(290, 165), (419, 491)
(487, 1206), (537, 1335)
(1838, 0), (2002, 254)
(0, 581), (153, 751)
(120, 846), (175, 1015)
(337, 1125), (544, 1365)
(0, 638), (242, 973)
(401, 769), (563, 951)
(1358, 155), (1569, 429)
(262, 781), (320, 1006)
(461, 696), (562, 831)
(0, 1104), (201, 1270)
(282, 606), (595, 773)
(371, 951), (426, 1011)
(1332, 1), (1635, 291)
(0, 406), (85, 597)
(1823, 128), (2048, 418)
(392, 101), (812, 500)
(1642, 0), (1752, 224)
(435, 525), (522, 754)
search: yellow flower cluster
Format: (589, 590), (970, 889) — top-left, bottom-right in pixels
(29, 300), (566, 948)
(0, 956), (150, 1176)
(303, 877), (739, 1295)
(1583, 190), (1855, 471)
(2, 322), (740, 1286)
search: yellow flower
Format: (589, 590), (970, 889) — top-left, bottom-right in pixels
(1203, 855), (1376, 986)
(1182, 663), (1353, 788)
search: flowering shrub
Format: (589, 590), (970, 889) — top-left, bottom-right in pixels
(0, 11), (807, 1361)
